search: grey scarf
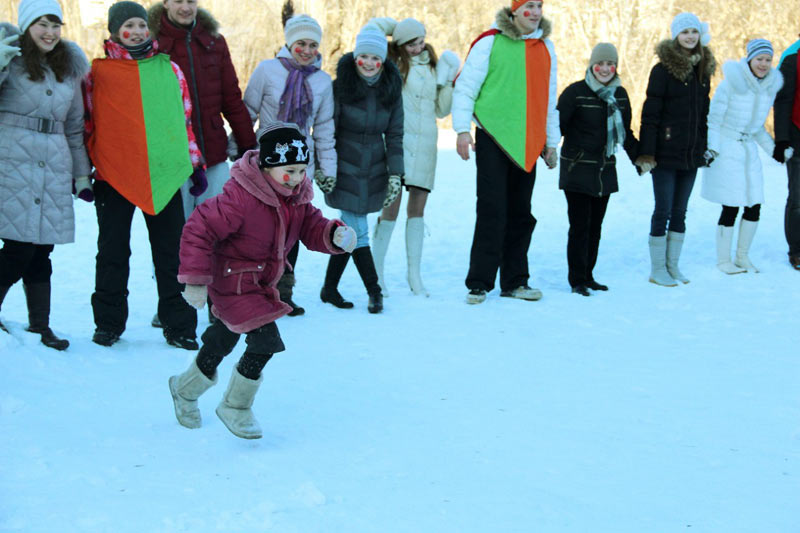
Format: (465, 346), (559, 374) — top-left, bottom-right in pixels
(585, 69), (625, 158)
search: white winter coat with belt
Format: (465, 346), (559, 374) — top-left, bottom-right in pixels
(242, 47), (336, 178)
(0, 24), (90, 245)
(701, 59), (783, 207)
(401, 52), (453, 191)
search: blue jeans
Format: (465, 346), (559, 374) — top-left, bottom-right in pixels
(180, 162), (231, 221)
(786, 157), (800, 256)
(650, 167), (697, 237)
(340, 210), (370, 249)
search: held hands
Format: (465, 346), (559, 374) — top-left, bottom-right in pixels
(383, 174), (402, 208)
(703, 150), (718, 167)
(773, 141), (792, 164)
(542, 147), (558, 169)
(182, 284), (207, 309)
(73, 176), (94, 202)
(314, 168), (337, 193)
(634, 155), (657, 175)
(189, 167), (208, 197)
(333, 225), (357, 253)
(0, 28), (21, 71)
(456, 132), (475, 161)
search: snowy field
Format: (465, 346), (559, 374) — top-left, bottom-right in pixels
(1, 131), (798, 532)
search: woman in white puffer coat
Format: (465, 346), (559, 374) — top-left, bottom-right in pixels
(701, 39), (784, 274)
(367, 17), (460, 296)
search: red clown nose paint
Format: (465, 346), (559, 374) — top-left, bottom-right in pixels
(283, 174), (290, 182)
(122, 31), (130, 39)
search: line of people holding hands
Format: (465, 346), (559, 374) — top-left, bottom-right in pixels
(1, 0), (798, 438)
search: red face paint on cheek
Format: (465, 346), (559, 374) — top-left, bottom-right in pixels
(122, 31), (130, 39)
(357, 60), (364, 66)
(283, 174), (290, 182)
(145, 31), (150, 38)
(609, 66), (616, 73)
(593, 65), (602, 73)
(376, 61), (381, 68)
(295, 47), (303, 54)
(523, 10), (531, 17)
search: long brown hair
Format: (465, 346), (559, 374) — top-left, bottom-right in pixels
(387, 41), (438, 83)
(20, 15), (71, 83)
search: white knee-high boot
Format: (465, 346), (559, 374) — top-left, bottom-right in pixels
(216, 367), (263, 439)
(649, 235), (678, 286)
(716, 225), (746, 274)
(371, 218), (395, 296)
(406, 217), (428, 296)
(734, 219), (759, 273)
(665, 231), (690, 284)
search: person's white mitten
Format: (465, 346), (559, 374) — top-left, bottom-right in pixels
(436, 50), (460, 85)
(182, 284), (207, 309)
(333, 225), (357, 253)
(785, 147), (795, 162)
(0, 28), (21, 71)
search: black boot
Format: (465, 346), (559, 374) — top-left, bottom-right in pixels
(352, 247), (383, 314)
(320, 253), (354, 309)
(277, 271), (305, 316)
(23, 282), (69, 351)
(0, 285), (9, 333)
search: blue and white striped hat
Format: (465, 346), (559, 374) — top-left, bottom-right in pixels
(746, 39), (774, 62)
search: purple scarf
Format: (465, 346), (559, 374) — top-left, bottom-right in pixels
(277, 56), (319, 130)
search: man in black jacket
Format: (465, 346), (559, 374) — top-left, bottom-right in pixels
(773, 40), (800, 270)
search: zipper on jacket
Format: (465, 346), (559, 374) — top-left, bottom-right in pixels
(185, 30), (206, 158)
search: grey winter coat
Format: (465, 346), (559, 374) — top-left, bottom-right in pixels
(0, 24), (90, 245)
(324, 53), (404, 214)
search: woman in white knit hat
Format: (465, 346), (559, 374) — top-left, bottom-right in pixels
(319, 25), (404, 314)
(0, 0), (91, 350)
(366, 17), (460, 297)
(636, 12), (716, 287)
(701, 39), (785, 274)
(241, 1), (335, 317)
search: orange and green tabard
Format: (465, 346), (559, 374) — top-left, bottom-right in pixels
(88, 54), (192, 215)
(473, 35), (551, 172)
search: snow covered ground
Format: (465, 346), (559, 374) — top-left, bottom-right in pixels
(1, 131), (798, 532)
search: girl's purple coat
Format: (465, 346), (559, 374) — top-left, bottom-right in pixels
(178, 151), (342, 333)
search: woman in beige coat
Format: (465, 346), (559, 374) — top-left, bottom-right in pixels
(367, 17), (460, 296)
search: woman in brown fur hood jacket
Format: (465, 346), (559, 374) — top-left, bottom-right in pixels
(637, 12), (716, 288)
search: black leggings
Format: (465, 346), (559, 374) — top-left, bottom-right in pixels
(195, 319), (285, 380)
(719, 204), (760, 227)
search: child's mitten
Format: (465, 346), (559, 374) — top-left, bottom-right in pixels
(182, 284), (207, 309)
(333, 226), (357, 253)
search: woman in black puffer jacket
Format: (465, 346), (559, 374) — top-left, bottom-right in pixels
(320, 26), (404, 314)
(558, 43), (638, 296)
(637, 12), (716, 287)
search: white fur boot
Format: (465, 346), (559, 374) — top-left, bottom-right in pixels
(406, 217), (429, 296)
(371, 218), (396, 296)
(216, 368), (263, 439)
(716, 225), (746, 274)
(648, 235), (678, 286)
(169, 359), (218, 429)
(666, 231), (690, 284)
(734, 219), (759, 273)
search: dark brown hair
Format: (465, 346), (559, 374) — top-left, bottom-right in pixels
(20, 15), (70, 83)
(387, 41), (438, 83)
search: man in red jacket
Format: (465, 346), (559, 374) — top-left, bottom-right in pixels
(148, 0), (256, 218)
(148, 0), (257, 328)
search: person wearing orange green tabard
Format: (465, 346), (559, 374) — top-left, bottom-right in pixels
(84, 1), (205, 349)
(452, 0), (559, 305)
